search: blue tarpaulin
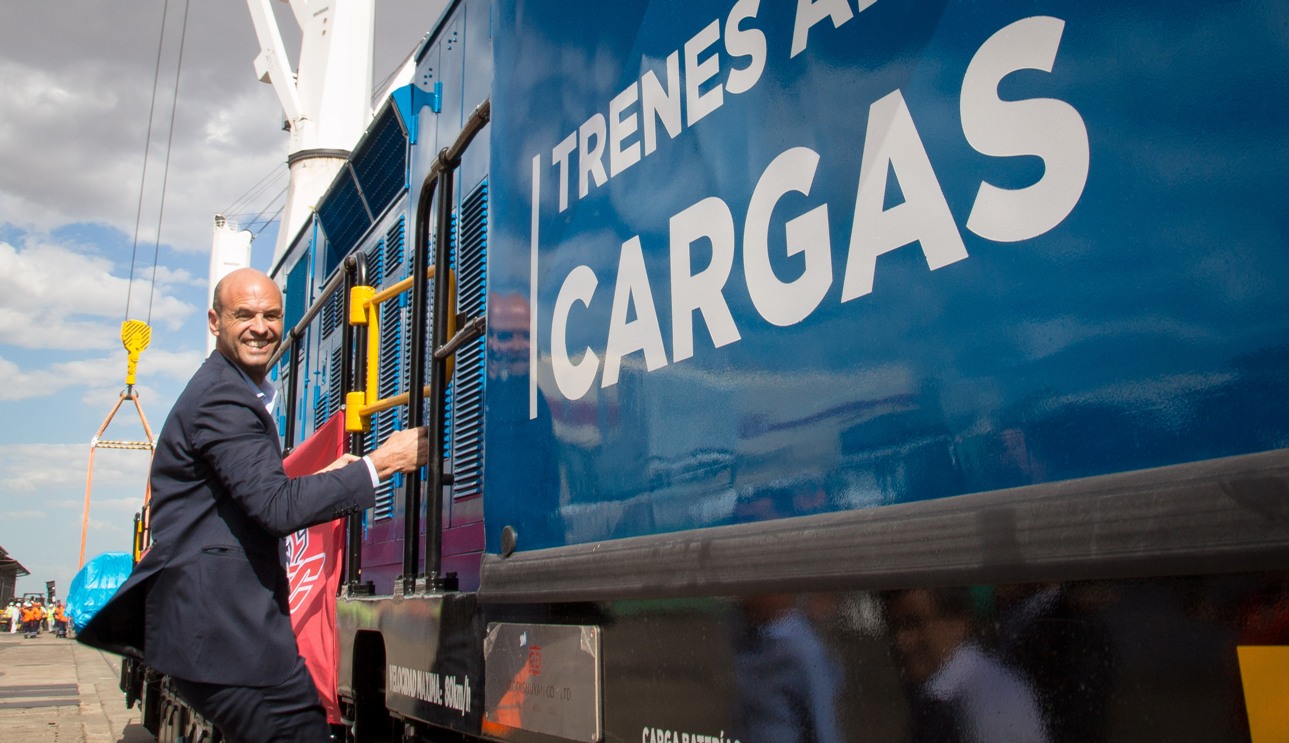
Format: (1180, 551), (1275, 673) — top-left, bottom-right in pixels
(67, 552), (132, 632)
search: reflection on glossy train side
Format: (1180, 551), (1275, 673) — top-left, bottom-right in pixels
(882, 588), (1047, 742)
(487, 293), (561, 557)
(612, 573), (1289, 742)
(732, 594), (843, 743)
(995, 583), (1115, 743)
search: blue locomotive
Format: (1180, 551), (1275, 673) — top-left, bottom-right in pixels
(133, 0), (1289, 741)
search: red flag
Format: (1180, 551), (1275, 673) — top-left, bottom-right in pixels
(283, 412), (348, 724)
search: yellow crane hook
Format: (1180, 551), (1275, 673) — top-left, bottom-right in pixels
(78, 319), (157, 569)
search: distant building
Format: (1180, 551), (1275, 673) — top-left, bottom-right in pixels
(0, 545), (30, 606)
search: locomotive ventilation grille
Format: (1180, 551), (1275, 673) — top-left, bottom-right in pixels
(316, 104), (409, 277)
(384, 216), (405, 279)
(447, 180), (488, 501)
(313, 345), (344, 431)
(368, 218), (409, 522)
(321, 286), (343, 339)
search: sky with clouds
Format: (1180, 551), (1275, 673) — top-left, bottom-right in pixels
(0, 0), (442, 600)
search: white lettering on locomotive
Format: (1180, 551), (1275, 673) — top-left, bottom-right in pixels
(533, 8), (1090, 411)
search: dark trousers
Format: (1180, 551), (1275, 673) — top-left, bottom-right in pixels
(171, 656), (330, 742)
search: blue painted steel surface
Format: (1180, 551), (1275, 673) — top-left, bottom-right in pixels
(485, 0), (1289, 553)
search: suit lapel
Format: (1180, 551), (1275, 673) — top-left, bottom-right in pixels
(211, 352), (283, 456)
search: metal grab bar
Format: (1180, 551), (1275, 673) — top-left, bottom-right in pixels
(411, 98), (492, 593)
(344, 266), (449, 433)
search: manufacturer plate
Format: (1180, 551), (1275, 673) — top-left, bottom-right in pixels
(483, 622), (601, 742)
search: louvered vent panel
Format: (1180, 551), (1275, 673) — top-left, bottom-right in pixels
(313, 384), (328, 431)
(350, 106), (408, 217)
(277, 357), (293, 439)
(379, 298), (407, 399)
(321, 289), (343, 338)
(363, 234), (387, 517)
(276, 357), (292, 393)
(369, 408), (396, 522)
(448, 181), (488, 501)
(317, 103), (407, 271)
(311, 397), (323, 434)
(369, 293), (408, 522)
(316, 174), (369, 275)
(385, 216), (405, 279)
(311, 345), (346, 430)
(329, 345), (344, 419)
(366, 238), (384, 284)
(368, 404), (404, 522)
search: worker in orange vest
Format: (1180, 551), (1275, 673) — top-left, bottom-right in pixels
(21, 602), (39, 638)
(53, 602), (69, 638)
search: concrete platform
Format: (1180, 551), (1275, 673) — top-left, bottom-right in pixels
(0, 630), (153, 742)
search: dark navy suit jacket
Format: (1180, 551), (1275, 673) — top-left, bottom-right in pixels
(78, 351), (374, 686)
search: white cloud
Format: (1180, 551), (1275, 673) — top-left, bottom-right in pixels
(0, 510), (47, 521)
(0, 4), (287, 255)
(0, 347), (202, 403)
(134, 348), (207, 384)
(0, 2), (444, 258)
(0, 356), (60, 400)
(68, 360), (194, 410)
(0, 443), (152, 494)
(88, 517), (132, 535)
(0, 237), (200, 349)
(94, 496), (153, 514)
(50, 350), (202, 388)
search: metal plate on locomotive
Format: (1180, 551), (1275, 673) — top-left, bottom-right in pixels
(483, 623), (602, 742)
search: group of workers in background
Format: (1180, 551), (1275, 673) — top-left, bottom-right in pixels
(3, 598), (69, 638)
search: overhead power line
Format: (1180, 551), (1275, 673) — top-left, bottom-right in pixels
(123, 0), (192, 327)
(146, 0), (192, 326)
(123, 0), (170, 325)
(221, 164), (288, 218)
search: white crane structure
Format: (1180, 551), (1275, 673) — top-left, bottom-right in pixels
(247, 0), (376, 271)
(207, 1), (434, 305)
(206, 215), (253, 353)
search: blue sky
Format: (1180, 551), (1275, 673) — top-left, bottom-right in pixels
(0, 0), (440, 600)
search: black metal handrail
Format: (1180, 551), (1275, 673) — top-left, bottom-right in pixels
(404, 98), (491, 594)
(279, 252), (369, 456)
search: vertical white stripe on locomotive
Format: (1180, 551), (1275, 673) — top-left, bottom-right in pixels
(530, 152), (541, 420)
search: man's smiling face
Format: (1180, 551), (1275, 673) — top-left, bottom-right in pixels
(208, 268), (284, 383)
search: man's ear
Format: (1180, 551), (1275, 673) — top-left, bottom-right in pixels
(208, 308), (220, 337)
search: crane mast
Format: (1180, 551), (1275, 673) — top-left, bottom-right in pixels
(246, 0), (375, 270)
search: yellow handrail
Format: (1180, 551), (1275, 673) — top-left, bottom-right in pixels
(369, 272), (420, 307)
(356, 385), (434, 417)
(345, 267), (448, 433)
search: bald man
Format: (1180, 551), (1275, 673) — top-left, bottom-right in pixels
(79, 268), (427, 741)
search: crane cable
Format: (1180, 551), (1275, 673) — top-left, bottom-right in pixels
(81, 0), (191, 569)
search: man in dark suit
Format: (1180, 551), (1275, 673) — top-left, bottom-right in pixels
(78, 268), (427, 741)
